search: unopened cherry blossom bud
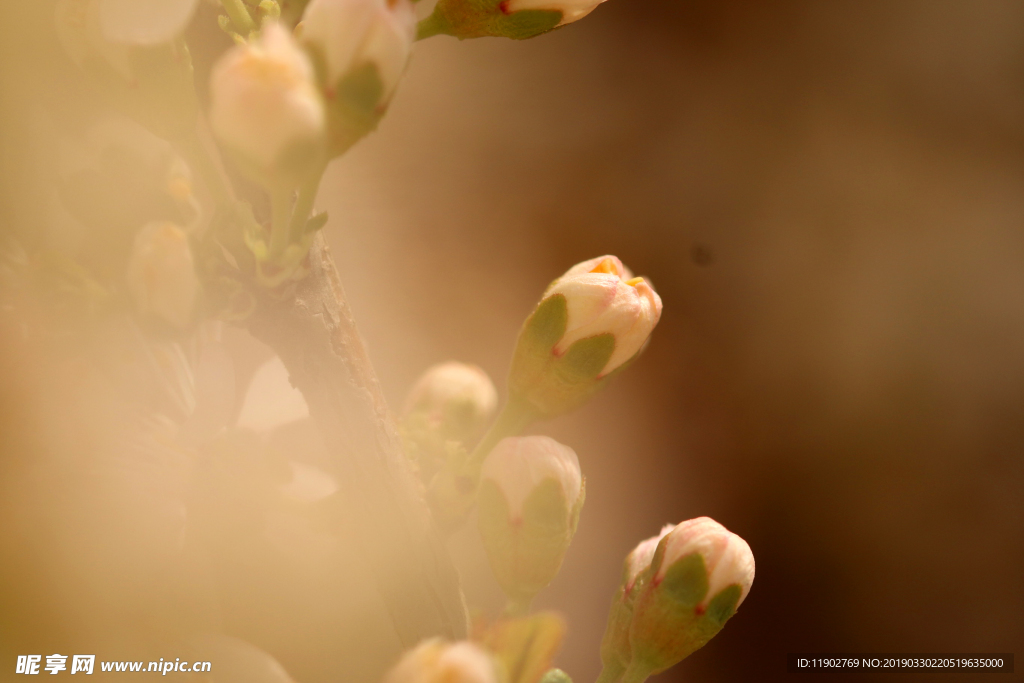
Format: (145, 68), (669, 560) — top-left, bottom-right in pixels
(404, 362), (499, 443)
(126, 221), (200, 329)
(301, 0), (416, 155)
(625, 517), (754, 680)
(508, 256), (662, 418)
(384, 639), (498, 683)
(598, 525), (673, 679)
(418, 0), (608, 40)
(210, 22), (326, 187)
(478, 436), (584, 609)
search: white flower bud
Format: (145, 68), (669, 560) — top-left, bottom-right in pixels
(125, 221), (200, 329)
(622, 517), (755, 677)
(507, 255), (662, 418)
(656, 517), (755, 609)
(478, 436), (584, 604)
(301, 0), (416, 102)
(481, 436), (582, 519)
(209, 22), (326, 185)
(404, 362), (499, 436)
(384, 639), (498, 683)
(544, 256), (662, 377)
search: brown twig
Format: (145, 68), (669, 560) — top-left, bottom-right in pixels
(247, 232), (467, 646)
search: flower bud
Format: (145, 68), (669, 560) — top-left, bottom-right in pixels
(384, 639), (498, 683)
(404, 362), (499, 444)
(508, 256), (662, 418)
(209, 22), (326, 188)
(418, 0), (607, 40)
(626, 517), (754, 677)
(301, 0), (416, 155)
(478, 436), (584, 606)
(125, 221), (200, 329)
(598, 525), (673, 677)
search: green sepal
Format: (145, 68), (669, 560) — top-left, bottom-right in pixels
(508, 294), (617, 418)
(705, 584), (741, 626)
(420, 0), (562, 40)
(478, 477), (578, 604)
(305, 44), (389, 158)
(659, 553), (708, 606)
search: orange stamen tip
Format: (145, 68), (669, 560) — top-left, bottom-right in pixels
(589, 258), (618, 275)
(624, 277), (644, 286)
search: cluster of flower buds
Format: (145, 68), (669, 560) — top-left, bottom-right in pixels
(507, 256), (662, 420)
(208, 0), (416, 184)
(477, 436), (584, 611)
(418, 0), (609, 40)
(384, 639), (499, 683)
(599, 518), (754, 683)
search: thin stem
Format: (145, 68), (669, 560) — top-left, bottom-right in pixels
(595, 663), (626, 683)
(503, 596), (534, 618)
(220, 0), (256, 34)
(269, 186), (292, 258)
(288, 165), (327, 242)
(465, 393), (538, 474)
(618, 663), (651, 683)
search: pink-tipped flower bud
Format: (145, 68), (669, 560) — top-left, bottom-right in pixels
(508, 256), (662, 418)
(625, 517), (754, 678)
(403, 362), (499, 443)
(384, 639), (498, 683)
(300, 0), (416, 155)
(478, 436), (584, 606)
(209, 22), (326, 187)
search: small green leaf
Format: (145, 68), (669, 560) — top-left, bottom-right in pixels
(304, 212), (329, 235)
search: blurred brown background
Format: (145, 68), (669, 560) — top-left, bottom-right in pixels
(320, 0), (1024, 680)
(3, 0), (1024, 682)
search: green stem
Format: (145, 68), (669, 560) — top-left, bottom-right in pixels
(220, 0), (256, 34)
(416, 11), (452, 40)
(503, 596), (534, 618)
(269, 187), (291, 258)
(465, 393), (538, 474)
(595, 663), (625, 683)
(618, 663), (651, 683)
(288, 165), (327, 242)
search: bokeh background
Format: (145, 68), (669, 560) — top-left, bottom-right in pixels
(325, 0), (1024, 680)
(2, 0), (1023, 682)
